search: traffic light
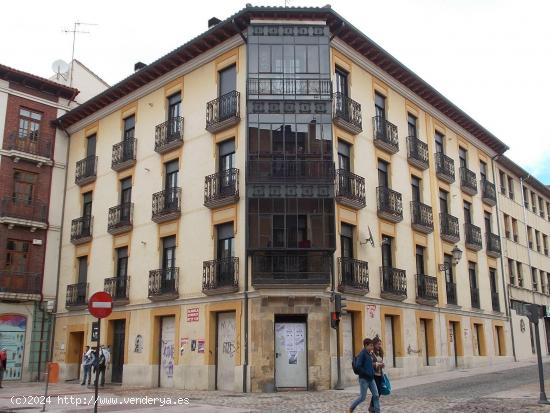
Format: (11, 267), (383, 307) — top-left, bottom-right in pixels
(331, 311), (339, 329)
(335, 293), (347, 315)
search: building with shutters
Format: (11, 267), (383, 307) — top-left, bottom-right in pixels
(51, 6), (519, 391)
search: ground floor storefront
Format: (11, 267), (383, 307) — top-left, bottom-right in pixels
(52, 294), (513, 391)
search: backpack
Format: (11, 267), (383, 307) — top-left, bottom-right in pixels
(352, 355), (360, 375)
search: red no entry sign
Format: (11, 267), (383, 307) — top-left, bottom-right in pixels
(88, 291), (113, 318)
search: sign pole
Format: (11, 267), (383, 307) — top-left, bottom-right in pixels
(94, 318), (100, 413)
(528, 303), (549, 404)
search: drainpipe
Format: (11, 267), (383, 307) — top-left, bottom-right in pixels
(242, 46), (249, 394)
(491, 155), (517, 361)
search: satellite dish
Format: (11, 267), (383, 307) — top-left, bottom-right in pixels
(52, 59), (70, 77)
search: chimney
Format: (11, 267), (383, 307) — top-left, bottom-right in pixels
(208, 17), (222, 28)
(134, 62), (147, 72)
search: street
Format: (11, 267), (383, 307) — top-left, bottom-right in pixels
(1, 361), (550, 412)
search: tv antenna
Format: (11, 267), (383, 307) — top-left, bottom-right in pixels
(63, 21), (97, 87)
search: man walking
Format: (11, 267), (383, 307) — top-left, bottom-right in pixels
(348, 338), (380, 413)
(81, 346), (94, 386)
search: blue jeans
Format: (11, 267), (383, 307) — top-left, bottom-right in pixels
(350, 377), (380, 412)
(82, 365), (92, 384)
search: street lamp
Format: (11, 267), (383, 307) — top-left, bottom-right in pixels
(438, 245), (463, 271)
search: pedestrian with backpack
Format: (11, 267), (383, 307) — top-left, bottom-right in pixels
(369, 336), (385, 413)
(348, 338), (380, 413)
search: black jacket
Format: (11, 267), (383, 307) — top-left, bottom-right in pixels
(356, 348), (375, 381)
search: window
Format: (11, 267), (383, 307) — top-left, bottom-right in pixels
(78, 256), (88, 284)
(116, 247), (128, 278)
(120, 177), (132, 204)
(508, 259), (515, 285)
(13, 171), (37, 204)
(168, 92), (181, 120)
(503, 214), (511, 239)
(480, 161), (487, 181)
(335, 67), (349, 96)
(219, 139), (235, 172)
(439, 189), (449, 213)
(219, 64), (236, 96)
(444, 254), (454, 284)
(381, 235), (393, 267)
(377, 159), (389, 188)
(340, 224), (354, 259)
(86, 134), (96, 157)
(407, 113), (417, 138)
(512, 218), (519, 242)
(527, 226), (533, 249)
(541, 270), (547, 294)
(217, 223), (235, 259)
(489, 268), (498, 294)
(469, 262), (477, 289)
(18, 108), (41, 139)
(499, 171), (506, 194)
(463, 201), (472, 225)
(411, 176), (421, 202)
(523, 187), (529, 208)
(531, 192), (537, 213)
(539, 197), (545, 218)
(535, 230), (541, 252)
(162, 236), (176, 269)
(544, 235), (548, 256)
(374, 92), (386, 119)
(459, 147), (468, 169)
(123, 115), (135, 141)
(164, 160), (179, 189)
(338, 140), (351, 172)
(484, 212), (492, 234)
(547, 203), (550, 221)
(434, 131), (444, 154)
(5, 240), (30, 272)
(532, 267), (539, 292)
(415, 245), (425, 275)
(82, 191), (93, 217)
(517, 262), (524, 287)
(508, 177), (514, 199)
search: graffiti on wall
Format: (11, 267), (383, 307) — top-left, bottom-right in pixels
(161, 339), (174, 378)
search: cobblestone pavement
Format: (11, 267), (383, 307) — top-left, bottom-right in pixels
(2, 362), (550, 412)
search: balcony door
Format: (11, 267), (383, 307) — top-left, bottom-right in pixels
(415, 246), (425, 275)
(381, 235), (393, 268)
(335, 67), (349, 116)
(162, 236), (177, 288)
(6, 240), (30, 274)
(338, 141), (352, 195)
(115, 247), (128, 299)
(484, 212), (492, 234)
(82, 192), (93, 217)
(374, 92), (386, 120)
(77, 256), (88, 284)
(463, 201), (472, 225)
(480, 161), (487, 182)
(123, 115), (135, 141)
(218, 139), (236, 196)
(459, 147), (468, 170)
(167, 92), (181, 138)
(86, 134), (96, 157)
(120, 178), (132, 221)
(378, 159), (389, 188)
(340, 224), (354, 283)
(435, 131), (444, 154)
(18, 108), (41, 140)
(218, 64), (236, 121)
(407, 113), (417, 138)
(13, 171), (36, 205)
(411, 176), (421, 203)
(164, 160), (179, 209)
(217, 223), (234, 285)
(439, 189), (449, 214)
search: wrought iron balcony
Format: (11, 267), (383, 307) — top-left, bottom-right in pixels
(460, 167), (478, 195)
(486, 232), (501, 257)
(75, 155), (97, 186)
(107, 203), (133, 235)
(481, 179), (497, 206)
(335, 169), (366, 209)
(373, 116), (399, 154)
(155, 117), (184, 154)
(247, 78), (332, 96)
(247, 159), (335, 183)
(491, 291), (500, 312)
(0, 197), (47, 229)
(471, 287), (480, 309)
(111, 138), (137, 171)
(410, 201), (433, 234)
(66, 282), (88, 309)
(380, 267), (407, 301)
(206, 91), (240, 133)
(406, 136), (429, 170)
(152, 188), (181, 223)
(252, 251), (331, 287)
(204, 168), (239, 209)
(332, 92), (362, 134)
(4, 132), (52, 162)
(338, 257), (369, 295)
(202, 257), (239, 295)
(148, 268), (179, 301)
(377, 186), (403, 223)
(104, 276), (130, 305)
(435, 153), (455, 184)
(70, 216), (92, 245)
(440, 213), (460, 243)
(416, 274), (438, 305)
(446, 282), (457, 305)
(0, 271), (41, 296)
(465, 223), (482, 251)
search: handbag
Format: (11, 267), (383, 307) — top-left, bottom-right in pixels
(380, 373), (391, 396)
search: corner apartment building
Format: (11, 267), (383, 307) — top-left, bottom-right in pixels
(0, 63), (107, 382)
(52, 6), (513, 392)
(496, 156), (550, 360)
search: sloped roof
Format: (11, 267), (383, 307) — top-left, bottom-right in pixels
(54, 5), (508, 154)
(497, 155), (550, 199)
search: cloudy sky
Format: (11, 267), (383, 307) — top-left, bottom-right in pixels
(2, 0), (548, 183)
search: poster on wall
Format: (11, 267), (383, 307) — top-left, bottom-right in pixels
(197, 339), (205, 354)
(0, 315), (26, 380)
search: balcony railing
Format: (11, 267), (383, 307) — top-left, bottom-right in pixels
(446, 282), (457, 305)
(440, 213), (460, 243)
(252, 251), (331, 287)
(416, 274), (438, 305)
(204, 168), (239, 208)
(406, 136), (429, 170)
(380, 267), (407, 301)
(481, 179), (497, 206)
(247, 159), (335, 183)
(465, 223), (482, 251)
(0, 197), (47, 226)
(5, 132), (51, 159)
(66, 282), (88, 308)
(148, 268), (179, 300)
(373, 116), (399, 154)
(152, 188), (181, 223)
(460, 167), (478, 195)
(154, 117), (184, 154)
(202, 257), (239, 295)
(335, 169), (366, 209)
(112, 138), (137, 171)
(75, 155), (97, 186)
(486, 232), (501, 258)
(104, 276), (130, 304)
(471, 287), (480, 309)
(332, 92), (362, 134)
(248, 78), (332, 96)
(0, 271), (41, 295)
(491, 291), (500, 312)
(70, 216), (92, 245)
(107, 203), (133, 235)
(410, 201), (433, 234)
(377, 186), (403, 223)
(435, 153), (455, 183)
(338, 257), (369, 294)
(206, 91), (240, 133)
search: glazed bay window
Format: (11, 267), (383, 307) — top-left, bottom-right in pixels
(9, 108), (50, 157)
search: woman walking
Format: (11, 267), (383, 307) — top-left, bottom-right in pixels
(369, 336), (385, 413)
(348, 338), (380, 413)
